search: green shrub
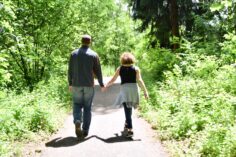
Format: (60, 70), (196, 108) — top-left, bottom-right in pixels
(0, 142), (10, 157)
(215, 65), (236, 95)
(200, 125), (228, 157)
(222, 125), (236, 157)
(139, 48), (178, 81)
(0, 75), (70, 156)
(139, 52), (236, 156)
(220, 33), (236, 64)
(28, 107), (54, 132)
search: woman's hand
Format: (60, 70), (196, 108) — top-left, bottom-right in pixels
(144, 92), (149, 100)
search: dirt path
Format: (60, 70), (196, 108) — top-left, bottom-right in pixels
(40, 80), (169, 157)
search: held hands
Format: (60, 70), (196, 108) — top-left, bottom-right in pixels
(101, 87), (106, 92)
(100, 83), (109, 92)
(101, 84), (110, 92)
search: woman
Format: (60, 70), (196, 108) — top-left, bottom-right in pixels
(106, 52), (149, 137)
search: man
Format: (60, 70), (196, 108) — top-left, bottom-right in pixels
(68, 34), (105, 139)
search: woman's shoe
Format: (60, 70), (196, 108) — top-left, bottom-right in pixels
(126, 130), (134, 138)
(124, 123), (128, 130)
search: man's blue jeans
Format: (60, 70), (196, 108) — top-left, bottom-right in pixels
(72, 86), (94, 133)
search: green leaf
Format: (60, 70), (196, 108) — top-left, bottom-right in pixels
(3, 72), (12, 81)
(222, 0), (232, 7)
(0, 56), (7, 62)
(0, 91), (6, 99)
(1, 20), (14, 32)
(210, 3), (224, 12)
(0, 3), (4, 10)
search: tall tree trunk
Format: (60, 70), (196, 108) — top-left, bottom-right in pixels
(169, 0), (179, 50)
(235, 25), (236, 35)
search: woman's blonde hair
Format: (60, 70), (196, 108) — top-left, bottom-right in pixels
(120, 52), (136, 65)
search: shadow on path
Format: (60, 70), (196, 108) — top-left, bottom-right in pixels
(45, 136), (94, 147)
(93, 132), (141, 143)
(45, 132), (141, 148)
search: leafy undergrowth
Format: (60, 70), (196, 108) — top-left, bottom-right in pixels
(139, 54), (236, 157)
(0, 76), (71, 157)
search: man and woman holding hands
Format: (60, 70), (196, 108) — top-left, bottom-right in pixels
(68, 34), (149, 139)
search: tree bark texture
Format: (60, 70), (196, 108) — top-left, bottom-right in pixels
(169, 0), (179, 49)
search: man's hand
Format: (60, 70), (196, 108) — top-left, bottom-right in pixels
(101, 87), (106, 92)
(69, 86), (72, 92)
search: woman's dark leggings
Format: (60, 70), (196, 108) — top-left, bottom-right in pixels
(123, 103), (132, 129)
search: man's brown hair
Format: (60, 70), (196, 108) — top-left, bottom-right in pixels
(81, 34), (91, 45)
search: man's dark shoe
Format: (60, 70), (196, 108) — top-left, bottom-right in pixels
(75, 121), (83, 138)
(83, 130), (88, 138)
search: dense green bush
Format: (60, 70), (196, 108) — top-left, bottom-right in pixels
(138, 47), (178, 81)
(0, 54), (11, 88)
(139, 53), (236, 156)
(220, 33), (236, 64)
(0, 75), (70, 156)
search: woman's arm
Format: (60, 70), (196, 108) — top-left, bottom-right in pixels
(106, 67), (120, 88)
(136, 68), (149, 99)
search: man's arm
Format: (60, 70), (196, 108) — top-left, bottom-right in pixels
(68, 54), (73, 91)
(93, 56), (104, 87)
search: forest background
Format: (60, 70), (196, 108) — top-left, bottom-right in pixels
(0, 0), (236, 156)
